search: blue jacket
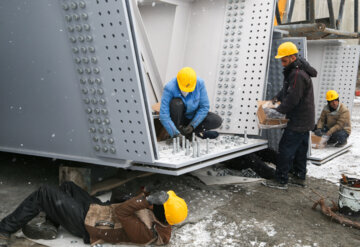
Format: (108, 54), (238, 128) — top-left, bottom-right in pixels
(160, 77), (210, 137)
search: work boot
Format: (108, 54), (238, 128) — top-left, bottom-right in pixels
(261, 179), (288, 190)
(288, 174), (306, 188)
(326, 139), (337, 145)
(22, 220), (58, 240)
(0, 231), (10, 247)
(196, 130), (219, 139)
(335, 140), (347, 148)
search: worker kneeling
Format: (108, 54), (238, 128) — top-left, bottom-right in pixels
(314, 90), (351, 147)
(160, 67), (222, 140)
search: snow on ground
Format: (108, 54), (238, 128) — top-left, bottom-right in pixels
(307, 99), (360, 184)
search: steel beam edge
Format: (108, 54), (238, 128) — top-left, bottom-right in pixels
(0, 147), (131, 169)
(128, 144), (268, 175)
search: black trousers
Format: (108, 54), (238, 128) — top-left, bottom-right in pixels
(276, 129), (309, 183)
(170, 98), (222, 133)
(0, 182), (107, 243)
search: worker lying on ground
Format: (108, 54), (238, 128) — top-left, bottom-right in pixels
(0, 181), (187, 247)
(160, 67), (222, 140)
(262, 41), (317, 190)
(314, 90), (351, 148)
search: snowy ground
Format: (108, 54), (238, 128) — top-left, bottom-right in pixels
(307, 98), (360, 184)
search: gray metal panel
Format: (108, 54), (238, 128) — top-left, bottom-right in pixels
(70, 0), (156, 162)
(0, 0), (157, 165)
(211, 0), (276, 135)
(263, 37), (307, 151)
(315, 45), (360, 119)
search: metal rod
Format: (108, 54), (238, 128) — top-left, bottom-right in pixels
(176, 136), (180, 152)
(305, 0), (310, 21)
(309, 0), (315, 23)
(287, 0), (296, 22)
(355, 0), (359, 32)
(327, 0), (335, 28)
(192, 141), (197, 158)
(192, 132), (195, 143)
(186, 139), (190, 155)
(182, 136), (185, 151)
(275, 23), (360, 39)
(206, 138), (209, 154)
(337, 0), (345, 29)
(172, 138), (176, 154)
(275, 23), (326, 33)
(275, 1), (282, 25)
(244, 130), (248, 144)
(197, 141), (200, 157)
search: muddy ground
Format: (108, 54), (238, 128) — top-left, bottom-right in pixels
(1, 152), (360, 247)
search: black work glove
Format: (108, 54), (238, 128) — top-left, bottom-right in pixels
(271, 96), (278, 105)
(182, 125), (194, 136)
(146, 191), (169, 205)
(314, 129), (322, 137)
(165, 133), (183, 145)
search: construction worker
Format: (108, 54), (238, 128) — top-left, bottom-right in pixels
(314, 90), (351, 147)
(160, 67), (222, 140)
(0, 182), (187, 247)
(262, 42), (317, 190)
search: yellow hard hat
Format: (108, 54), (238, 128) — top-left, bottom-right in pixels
(177, 67), (197, 92)
(163, 190), (188, 225)
(326, 90), (339, 101)
(275, 42), (299, 59)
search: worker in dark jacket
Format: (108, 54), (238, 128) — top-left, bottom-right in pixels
(314, 90), (351, 147)
(0, 182), (187, 247)
(262, 41), (317, 190)
(160, 67), (222, 140)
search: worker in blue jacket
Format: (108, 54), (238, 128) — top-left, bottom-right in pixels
(160, 67), (222, 140)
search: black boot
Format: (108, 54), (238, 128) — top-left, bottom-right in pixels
(0, 231), (10, 247)
(22, 220), (58, 240)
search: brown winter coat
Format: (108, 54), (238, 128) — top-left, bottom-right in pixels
(84, 194), (171, 246)
(317, 102), (351, 135)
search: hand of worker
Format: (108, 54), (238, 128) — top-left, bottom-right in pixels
(325, 131), (331, 137)
(314, 129), (322, 137)
(182, 125), (194, 136)
(271, 96), (278, 105)
(165, 133), (182, 145)
(146, 191), (169, 205)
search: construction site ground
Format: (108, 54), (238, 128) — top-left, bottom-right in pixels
(1, 154), (359, 247)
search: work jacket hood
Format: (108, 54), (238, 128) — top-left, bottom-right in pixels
(284, 58), (317, 78)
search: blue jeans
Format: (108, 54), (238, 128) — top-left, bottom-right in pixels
(320, 127), (349, 144)
(276, 129), (309, 183)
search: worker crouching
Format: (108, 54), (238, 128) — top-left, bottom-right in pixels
(314, 90), (351, 147)
(160, 67), (222, 140)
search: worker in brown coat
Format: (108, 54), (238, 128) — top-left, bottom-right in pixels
(314, 90), (351, 147)
(0, 181), (187, 247)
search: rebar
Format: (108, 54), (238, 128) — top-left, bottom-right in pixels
(172, 138), (176, 154)
(182, 136), (186, 151)
(192, 141), (197, 158)
(176, 136), (180, 152)
(197, 141), (200, 157)
(186, 139), (190, 155)
(206, 138), (209, 154)
(244, 130), (248, 144)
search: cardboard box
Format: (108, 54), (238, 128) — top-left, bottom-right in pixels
(257, 101), (288, 129)
(311, 133), (326, 149)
